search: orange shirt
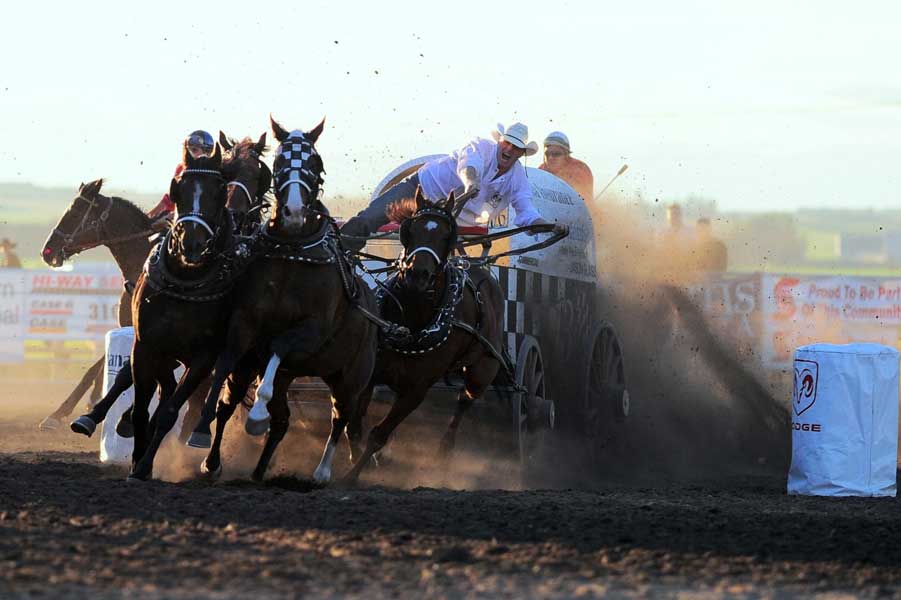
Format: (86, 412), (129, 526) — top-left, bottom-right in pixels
(538, 157), (594, 201)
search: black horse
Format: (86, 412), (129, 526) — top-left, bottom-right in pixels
(127, 142), (248, 481)
(38, 180), (160, 431)
(68, 137), (271, 439)
(189, 116), (378, 484)
(343, 188), (506, 484)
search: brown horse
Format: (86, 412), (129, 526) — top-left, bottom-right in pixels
(68, 138), (271, 439)
(189, 116), (378, 484)
(343, 187), (506, 484)
(38, 180), (159, 431)
(127, 142), (245, 481)
(218, 132), (271, 233)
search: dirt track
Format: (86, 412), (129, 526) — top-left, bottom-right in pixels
(2, 379), (901, 599)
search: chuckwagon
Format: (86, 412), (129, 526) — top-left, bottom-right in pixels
(288, 155), (630, 473)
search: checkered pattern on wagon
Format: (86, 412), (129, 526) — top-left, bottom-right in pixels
(492, 265), (570, 365)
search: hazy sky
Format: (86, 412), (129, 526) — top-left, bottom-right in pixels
(1, 0), (898, 213)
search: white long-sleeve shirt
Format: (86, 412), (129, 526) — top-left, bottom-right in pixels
(417, 137), (542, 227)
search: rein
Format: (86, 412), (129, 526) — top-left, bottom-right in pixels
(49, 193), (112, 247)
(49, 193), (159, 257)
(227, 180), (253, 206)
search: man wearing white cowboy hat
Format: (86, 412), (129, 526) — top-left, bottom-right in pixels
(340, 121), (562, 250)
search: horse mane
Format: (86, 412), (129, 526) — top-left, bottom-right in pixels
(109, 196), (153, 228)
(222, 138), (267, 177)
(385, 196), (430, 224)
(225, 138), (269, 162)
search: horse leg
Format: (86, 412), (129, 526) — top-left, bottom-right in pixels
(188, 322), (257, 448)
(438, 389), (477, 458)
(251, 371), (293, 482)
(88, 358), (104, 407)
(138, 367), (178, 439)
(129, 356), (216, 482)
(70, 358), (133, 438)
(40, 356), (105, 430)
(438, 360), (497, 458)
(346, 383), (375, 464)
(129, 342), (161, 477)
(246, 321), (323, 436)
(341, 387), (427, 485)
(179, 376), (210, 444)
(314, 373), (366, 484)
(202, 360), (258, 479)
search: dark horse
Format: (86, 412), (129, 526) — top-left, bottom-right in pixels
(127, 142), (246, 481)
(343, 187), (506, 484)
(189, 116), (378, 484)
(38, 180), (160, 431)
(67, 135), (272, 439)
(218, 131), (271, 233)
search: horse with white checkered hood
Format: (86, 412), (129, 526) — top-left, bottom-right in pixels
(187, 116), (379, 485)
(342, 186), (508, 484)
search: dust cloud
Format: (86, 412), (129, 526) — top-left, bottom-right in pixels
(583, 195), (791, 482)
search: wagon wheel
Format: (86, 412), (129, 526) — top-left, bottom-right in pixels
(584, 322), (629, 442)
(514, 337), (554, 470)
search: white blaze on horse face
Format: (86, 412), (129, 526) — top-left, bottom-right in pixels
(280, 180), (306, 229)
(425, 220), (439, 232)
(191, 180), (203, 214)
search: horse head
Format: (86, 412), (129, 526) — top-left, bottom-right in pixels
(42, 179), (115, 267)
(393, 186), (458, 294)
(220, 131), (271, 230)
(269, 115), (326, 236)
(167, 142), (228, 265)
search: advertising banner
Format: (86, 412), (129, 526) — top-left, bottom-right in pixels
(761, 275), (901, 369)
(26, 270), (123, 341)
(0, 270), (28, 362)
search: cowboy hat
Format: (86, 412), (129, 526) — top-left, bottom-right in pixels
(491, 122), (539, 157)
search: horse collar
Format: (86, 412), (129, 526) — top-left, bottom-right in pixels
(378, 265), (467, 355)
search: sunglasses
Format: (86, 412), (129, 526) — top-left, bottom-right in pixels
(545, 149), (566, 158)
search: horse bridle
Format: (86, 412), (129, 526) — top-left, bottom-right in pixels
(399, 206), (458, 271)
(170, 168), (227, 258)
(226, 154), (271, 220)
(47, 192), (114, 258)
(273, 135), (324, 215)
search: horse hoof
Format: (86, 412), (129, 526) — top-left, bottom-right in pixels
(126, 473), (149, 483)
(187, 432), (212, 449)
(200, 459), (222, 480)
(313, 466), (332, 484)
(39, 417), (61, 432)
(245, 416), (270, 437)
(70, 416), (97, 438)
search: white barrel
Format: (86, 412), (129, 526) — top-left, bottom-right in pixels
(787, 343), (900, 497)
(99, 327), (185, 465)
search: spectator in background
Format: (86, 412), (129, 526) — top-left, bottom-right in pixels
(538, 131), (594, 201)
(659, 202), (696, 274)
(694, 217), (728, 273)
(0, 238), (21, 268)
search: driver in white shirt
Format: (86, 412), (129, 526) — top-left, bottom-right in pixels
(340, 122), (563, 250)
